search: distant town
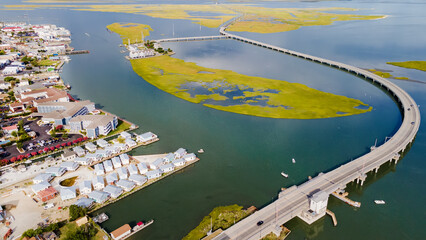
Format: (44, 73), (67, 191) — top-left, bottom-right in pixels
(0, 22), (200, 240)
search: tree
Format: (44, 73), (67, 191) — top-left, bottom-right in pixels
(0, 50), (5, 55)
(11, 131), (18, 138)
(17, 141), (23, 149)
(69, 205), (87, 221)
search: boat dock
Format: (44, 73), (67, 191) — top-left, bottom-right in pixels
(326, 209), (337, 226)
(110, 220), (154, 240)
(331, 191), (361, 208)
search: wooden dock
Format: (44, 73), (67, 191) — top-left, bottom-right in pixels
(331, 191), (361, 208)
(326, 209), (337, 226)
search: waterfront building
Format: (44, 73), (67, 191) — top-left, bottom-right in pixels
(85, 142), (97, 152)
(149, 158), (164, 170)
(128, 174), (147, 186)
(70, 114), (118, 138)
(33, 173), (54, 184)
(113, 143), (127, 152)
(105, 146), (119, 155)
(96, 139), (109, 148)
(61, 149), (76, 161)
(120, 131), (132, 139)
(184, 153), (197, 161)
(19, 87), (69, 107)
(136, 132), (158, 143)
(79, 180), (93, 195)
(37, 186), (58, 202)
(110, 224), (131, 240)
(60, 161), (79, 171)
(125, 138), (137, 148)
(60, 186), (77, 201)
(137, 162), (148, 174)
(116, 179), (135, 192)
(96, 149), (111, 158)
(74, 197), (95, 209)
(45, 166), (66, 177)
(127, 164), (138, 175)
(35, 100), (95, 126)
(174, 148), (187, 159)
(172, 158), (186, 167)
(119, 154), (130, 165)
(103, 185), (123, 199)
(163, 153), (175, 163)
(106, 172), (119, 185)
(117, 167), (128, 180)
(103, 160), (114, 172)
(145, 169), (162, 180)
(94, 164), (105, 176)
(73, 146), (86, 157)
(88, 190), (110, 204)
(159, 163), (175, 173)
(92, 176), (105, 190)
(75, 157), (92, 166)
(112, 157), (122, 169)
(31, 181), (51, 194)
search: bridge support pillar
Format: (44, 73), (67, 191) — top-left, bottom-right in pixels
(374, 168), (379, 174)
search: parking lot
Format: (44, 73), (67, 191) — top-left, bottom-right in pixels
(2, 116), (82, 159)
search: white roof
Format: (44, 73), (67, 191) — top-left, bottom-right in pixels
(60, 186), (76, 200)
(146, 169), (161, 177)
(128, 174), (147, 184)
(79, 180), (92, 190)
(116, 179), (135, 189)
(45, 166), (66, 175)
(74, 197), (94, 208)
(88, 190), (109, 202)
(60, 161), (79, 169)
(127, 164), (138, 175)
(92, 176), (104, 185)
(160, 163), (174, 171)
(175, 148), (187, 155)
(106, 172), (118, 182)
(34, 173), (53, 182)
(31, 181), (51, 193)
(103, 185), (123, 196)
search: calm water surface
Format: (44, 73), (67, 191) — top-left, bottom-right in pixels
(1, 0), (425, 239)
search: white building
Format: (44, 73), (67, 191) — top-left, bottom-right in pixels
(92, 176), (105, 190)
(96, 139), (109, 148)
(174, 148), (187, 159)
(73, 146), (86, 157)
(137, 162), (148, 175)
(117, 167), (128, 180)
(103, 185), (123, 199)
(310, 191), (329, 214)
(94, 164), (105, 176)
(88, 190), (109, 203)
(149, 158), (164, 170)
(116, 179), (135, 192)
(33, 173), (53, 184)
(75, 157), (92, 166)
(127, 164), (139, 175)
(85, 153), (102, 162)
(60, 186), (77, 201)
(61, 149), (76, 161)
(159, 163), (175, 173)
(119, 154), (130, 165)
(111, 157), (122, 169)
(128, 174), (147, 186)
(85, 142), (97, 152)
(31, 182), (51, 194)
(60, 161), (79, 171)
(125, 138), (137, 148)
(136, 132), (158, 143)
(106, 172), (119, 185)
(163, 153), (175, 163)
(45, 167), (66, 177)
(184, 153), (197, 161)
(172, 158), (186, 167)
(79, 180), (92, 195)
(145, 169), (162, 180)
(103, 160), (114, 172)
(120, 131), (132, 139)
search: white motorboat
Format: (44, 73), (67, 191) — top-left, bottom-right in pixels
(292, 158), (296, 164)
(374, 200), (385, 204)
(198, 149), (204, 153)
(281, 172), (288, 178)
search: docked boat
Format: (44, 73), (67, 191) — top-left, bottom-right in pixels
(198, 149), (204, 153)
(93, 213), (109, 223)
(281, 172), (288, 178)
(374, 200), (385, 204)
(292, 158), (296, 164)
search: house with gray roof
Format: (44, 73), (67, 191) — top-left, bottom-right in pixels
(103, 160), (114, 172)
(92, 176), (105, 190)
(74, 197), (95, 209)
(75, 157), (92, 166)
(172, 158), (186, 167)
(184, 153), (197, 161)
(106, 172), (119, 185)
(137, 162), (148, 174)
(116, 179), (135, 192)
(136, 132), (158, 143)
(33, 173), (53, 184)
(128, 174), (147, 186)
(94, 164), (105, 176)
(70, 114), (118, 138)
(96, 139), (109, 148)
(31, 181), (51, 194)
(117, 167), (128, 180)
(103, 185), (123, 199)
(149, 158), (164, 170)
(145, 169), (162, 180)
(163, 153), (175, 163)
(60, 161), (79, 171)
(45, 166), (66, 177)
(60, 186), (77, 201)
(34, 100), (95, 126)
(88, 190), (110, 203)
(159, 163), (175, 173)
(61, 149), (76, 161)
(174, 148), (187, 159)
(119, 154), (130, 165)
(73, 146), (86, 157)
(127, 164), (138, 175)
(111, 157), (122, 169)
(85, 142), (97, 152)
(79, 180), (92, 195)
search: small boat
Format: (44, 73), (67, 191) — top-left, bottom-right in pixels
(374, 200), (385, 204)
(292, 158), (296, 164)
(84, 32), (90, 37)
(198, 149), (204, 153)
(281, 172), (288, 178)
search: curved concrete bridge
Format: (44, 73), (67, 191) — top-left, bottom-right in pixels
(211, 27), (421, 240)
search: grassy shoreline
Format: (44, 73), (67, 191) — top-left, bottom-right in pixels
(387, 61), (426, 72)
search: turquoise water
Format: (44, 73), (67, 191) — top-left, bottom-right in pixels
(1, 0), (425, 239)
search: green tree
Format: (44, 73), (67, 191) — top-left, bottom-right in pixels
(17, 141), (23, 149)
(11, 131), (18, 138)
(0, 50), (5, 55)
(69, 205), (87, 221)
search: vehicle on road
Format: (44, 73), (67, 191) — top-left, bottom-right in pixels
(257, 221), (264, 226)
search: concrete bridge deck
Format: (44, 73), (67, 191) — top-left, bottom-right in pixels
(154, 35), (227, 43)
(211, 26), (420, 240)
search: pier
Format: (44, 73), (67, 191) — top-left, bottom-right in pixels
(209, 22), (420, 240)
(331, 191), (361, 208)
(65, 50), (90, 55)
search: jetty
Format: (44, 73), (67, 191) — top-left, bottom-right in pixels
(154, 35), (227, 43)
(65, 50), (90, 55)
(209, 19), (420, 240)
(331, 191), (361, 208)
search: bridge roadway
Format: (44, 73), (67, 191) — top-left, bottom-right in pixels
(211, 27), (421, 240)
(154, 35), (227, 43)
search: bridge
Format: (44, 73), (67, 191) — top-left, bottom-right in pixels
(209, 27), (421, 240)
(154, 35), (227, 43)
